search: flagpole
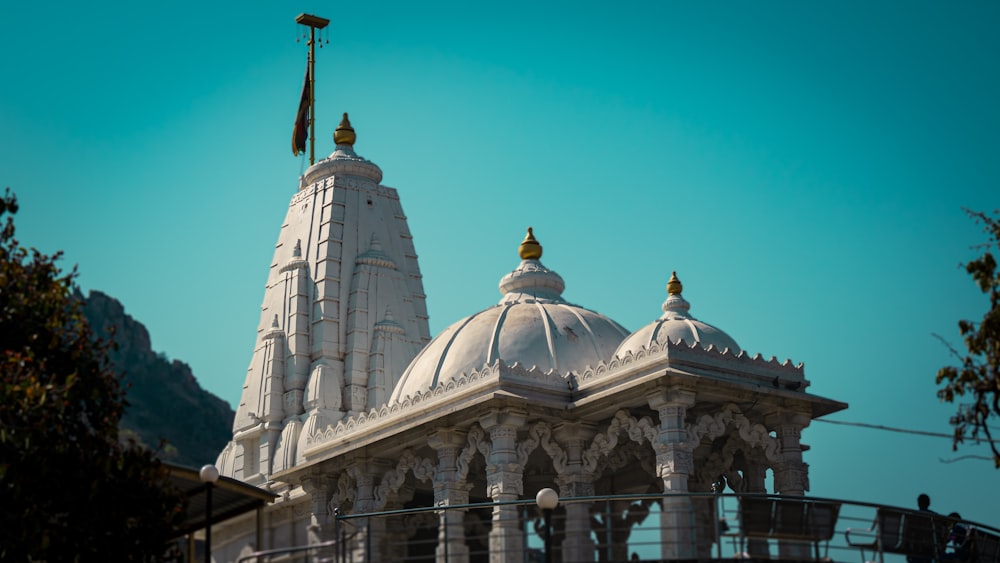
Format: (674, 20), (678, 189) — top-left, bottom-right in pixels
(295, 13), (329, 166)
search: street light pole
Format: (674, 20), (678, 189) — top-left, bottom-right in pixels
(200, 464), (220, 563)
(536, 488), (559, 563)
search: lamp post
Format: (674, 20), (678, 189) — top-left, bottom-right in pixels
(199, 464), (220, 563)
(536, 488), (559, 563)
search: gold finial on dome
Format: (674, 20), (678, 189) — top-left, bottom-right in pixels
(518, 227), (543, 260)
(667, 271), (683, 295)
(334, 112), (356, 146)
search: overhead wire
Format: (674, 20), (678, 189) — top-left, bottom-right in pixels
(813, 418), (999, 445)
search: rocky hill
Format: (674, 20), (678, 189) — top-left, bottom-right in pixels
(81, 291), (234, 467)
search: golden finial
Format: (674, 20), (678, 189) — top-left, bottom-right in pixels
(334, 112), (356, 146)
(518, 227), (543, 260)
(667, 271), (683, 295)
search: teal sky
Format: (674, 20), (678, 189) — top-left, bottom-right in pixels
(2, 1), (998, 525)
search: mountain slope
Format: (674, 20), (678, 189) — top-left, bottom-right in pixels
(81, 291), (234, 467)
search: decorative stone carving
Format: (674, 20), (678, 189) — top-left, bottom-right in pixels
(516, 421), (567, 473)
(348, 385), (367, 414)
(579, 338), (808, 391)
(555, 477), (595, 497)
(686, 403), (781, 464)
(693, 433), (745, 492)
(347, 461), (384, 514)
(582, 410), (660, 474)
(656, 446), (694, 477)
(489, 425), (518, 441)
(773, 460), (810, 493)
(486, 466), (523, 498)
(374, 450), (437, 511)
(335, 471), (355, 503)
(456, 424), (490, 482)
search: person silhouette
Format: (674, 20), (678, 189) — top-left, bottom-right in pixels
(943, 512), (970, 561)
(906, 494), (937, 563)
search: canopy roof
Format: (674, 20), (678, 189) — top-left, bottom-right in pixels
(167, 463), (277, 537)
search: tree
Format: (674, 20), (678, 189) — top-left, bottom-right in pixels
(937, 209), (1000, 467)
(0, 189), (186, 560)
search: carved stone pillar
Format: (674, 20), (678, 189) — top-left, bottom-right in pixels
(480, 410), (527, 563)
(300, 472), (333, 545)
(554, 422), (597, 563)
(430, 429), (471, 563)
(767, 411), (811, 560)
(349, 459), (392, 562)
(383, 488), (412, 562)
(767, 412), (811, 496)
(648, 388), (698, 560)
(740, 453), (770, 558)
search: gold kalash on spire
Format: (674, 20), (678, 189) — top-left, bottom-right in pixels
(292, 13), (330, 165)
(519, 227), (543, 260)
(667, 271), (683, 295)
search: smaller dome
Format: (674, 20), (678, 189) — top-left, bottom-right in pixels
(390, 228), (628, 402)
(615, 271), (739, 358)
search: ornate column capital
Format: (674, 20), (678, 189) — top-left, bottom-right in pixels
(349, 457), (393, 513)
(765, 408), (811, 428)
(428, 427), (467, 452)
(647, 386), (696, 411)
(478, 408), (528, 431)
(553, 421), (597, 444)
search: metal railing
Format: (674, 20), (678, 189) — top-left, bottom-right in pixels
(234, 492), (1000, 562)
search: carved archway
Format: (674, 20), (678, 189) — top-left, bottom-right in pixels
(374, 449), (437, 511)
(582, 410), (660, 475)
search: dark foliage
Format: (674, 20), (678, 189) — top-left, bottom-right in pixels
(937, 209), (1000, 467)
(0, 189), (185, 560)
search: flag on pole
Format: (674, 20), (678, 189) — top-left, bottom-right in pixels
(292, 63), (310, 156)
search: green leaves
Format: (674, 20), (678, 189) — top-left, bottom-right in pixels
(0, 188), (185, 560)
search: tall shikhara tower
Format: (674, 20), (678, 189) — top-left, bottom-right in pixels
(217, 114), (431, 484)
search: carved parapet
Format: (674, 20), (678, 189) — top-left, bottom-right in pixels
(578, 337), (810, 391)
(304, 358), (573, 454)
(391, 359), (569, 409)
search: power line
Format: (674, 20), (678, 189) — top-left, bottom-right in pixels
(814, 418), (999, 445)
(939, 455), (994, 464)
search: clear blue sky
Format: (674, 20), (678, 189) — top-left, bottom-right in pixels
(2, 1), (998, 524)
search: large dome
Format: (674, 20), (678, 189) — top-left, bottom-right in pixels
(615, 271), (740, 358)
(389, 229), (628, 402)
